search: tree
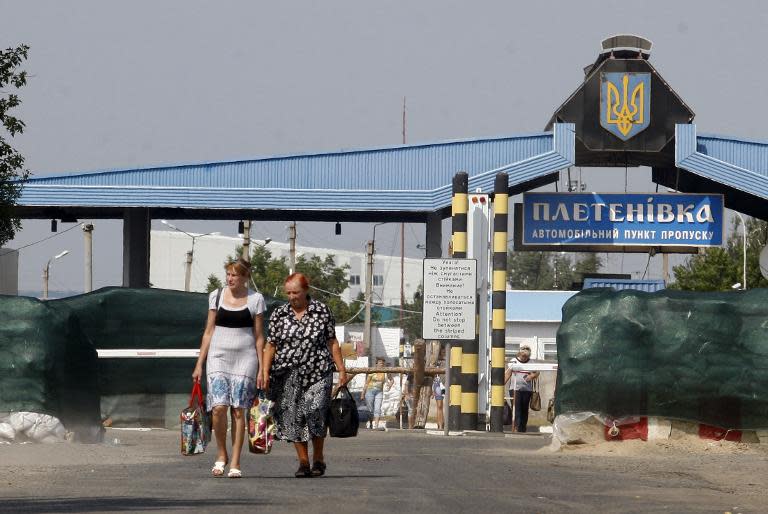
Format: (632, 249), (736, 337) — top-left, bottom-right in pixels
(671, 218), (768, 291)
(216, 244), (360, 322)
(507, 251), (554, 289)
(204, 274), (223, 293)
(572, 253), (603, 283)
(507, 250), (601, 290)
(399, 284), (424, 342)
(295, 252), (356, 322)
(0, 44), (30, 247)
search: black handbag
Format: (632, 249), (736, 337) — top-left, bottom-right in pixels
(327, 385), (359, 438)
(503, 399), (513, 425)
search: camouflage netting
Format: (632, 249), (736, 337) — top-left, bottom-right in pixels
(57, 287), (213, 396)
(55, 287), (283, 396)
(0, 295), (102, 441)
(555, 288), (768, 430)
(1, 287), (284, 430)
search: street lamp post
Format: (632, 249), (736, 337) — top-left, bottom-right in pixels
(364, 223), (386, 365)
(43, 250), (69, 300)
(734, 212), (748, 290)
(160, 220), (220, 292)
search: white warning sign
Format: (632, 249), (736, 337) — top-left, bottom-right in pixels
(422, 258), (477, 340)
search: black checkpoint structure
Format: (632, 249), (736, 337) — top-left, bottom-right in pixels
(12, 35), (768, 432)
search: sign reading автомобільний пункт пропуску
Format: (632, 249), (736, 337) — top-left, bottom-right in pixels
(522, 193), (724, 247)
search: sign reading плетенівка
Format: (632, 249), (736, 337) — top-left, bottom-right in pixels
(522, 193), (724, 247)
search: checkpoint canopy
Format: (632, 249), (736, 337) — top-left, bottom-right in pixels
(13, 34), (768, 286)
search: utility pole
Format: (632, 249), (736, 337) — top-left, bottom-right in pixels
(363, 240), (374, 366)
(42, 266), (49, 300)
(400, 223), (405, 330)
(400, 96), (407, 350)
(241, 220), (251, 262)
(83, 223), (94, 293)
(184, 250), (193, 292)
(289, 222), (297, 273)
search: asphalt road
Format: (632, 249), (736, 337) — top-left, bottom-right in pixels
(1, 428), (766, 513)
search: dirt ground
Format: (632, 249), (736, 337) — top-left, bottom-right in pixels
(1, 428), (767, 513)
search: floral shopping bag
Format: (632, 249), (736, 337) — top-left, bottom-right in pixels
(248, 392), (275, 454)
(180, 381), (211, 456)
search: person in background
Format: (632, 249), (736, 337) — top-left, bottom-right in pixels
(360, 357), (392, 430)
(504, 345), (539, 433)
(262, 273), (347, 478)
(192, 258), (266, 478)
(431, 373), (445, 430)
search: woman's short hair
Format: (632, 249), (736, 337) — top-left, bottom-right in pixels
(225, 258), (251, 278)
(285, 272), (310, 291)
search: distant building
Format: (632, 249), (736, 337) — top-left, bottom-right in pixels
(149, 231), (423, 305)
(505, 290), (578, 361)
(0, 248), (18, 295)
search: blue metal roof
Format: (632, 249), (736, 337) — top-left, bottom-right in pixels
(18, 124), (575, 212)
(676, 124), (768, 201)
(582, 278), (666, 292)
(505, 290), (578, 322)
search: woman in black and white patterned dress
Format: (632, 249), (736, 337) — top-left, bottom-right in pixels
(262, 272), (347, 478)
(193, 259), (266, 479)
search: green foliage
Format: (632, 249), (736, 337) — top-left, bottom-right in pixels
(507, 251), (554, 289)
(0, 44), (30, 247)
(399, 284), (424, 341)
(205, 274), (223, 294)
(507, 250), (601, 290)
(671, 218), (768, 291)
(295, 252), (352, 320)
(221, 243), (360, 322)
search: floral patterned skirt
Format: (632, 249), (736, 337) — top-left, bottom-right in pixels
(268, 368), (332, 442)
(206, 371), (256, 410)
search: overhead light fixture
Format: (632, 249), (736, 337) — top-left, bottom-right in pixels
(51, 219), (58, 232)
(238, 221), (245, 236)
(335, 222), (342, 235)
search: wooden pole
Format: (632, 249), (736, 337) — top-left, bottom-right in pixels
(411, 340), (425, 429)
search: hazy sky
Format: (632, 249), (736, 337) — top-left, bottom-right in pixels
(2, 1), (767, 294)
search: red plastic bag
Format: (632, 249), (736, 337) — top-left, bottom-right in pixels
(180, 382), (212, 455)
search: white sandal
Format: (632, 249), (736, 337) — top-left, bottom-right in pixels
(227, 468), (242, 479)
(211, 461), (226, 477)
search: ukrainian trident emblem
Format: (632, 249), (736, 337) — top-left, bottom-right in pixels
(600, 72), (651, 141)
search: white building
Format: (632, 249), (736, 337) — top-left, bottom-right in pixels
(149, 230), (423, 305)
(504, 290), (578, 361)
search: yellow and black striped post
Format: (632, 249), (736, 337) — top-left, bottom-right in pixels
(449, 172), (468, 431)
(460, 290), (479, 430)
(490, 172), (509, 432)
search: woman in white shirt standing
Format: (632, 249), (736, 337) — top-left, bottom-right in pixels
(504, 345), (539, 433)
(193, 258), (266, 479)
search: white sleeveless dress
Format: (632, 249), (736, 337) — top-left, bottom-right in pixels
(206, 289), (266, 409)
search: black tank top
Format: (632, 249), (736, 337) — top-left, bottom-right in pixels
(214, 290), (254, 328)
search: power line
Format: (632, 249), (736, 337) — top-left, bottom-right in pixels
(309, 284), (422, 314)
(4, 223), (83, 254)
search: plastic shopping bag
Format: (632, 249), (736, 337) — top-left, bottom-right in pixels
(180, 382), (211, 456)
(248, 392), (275, 454)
